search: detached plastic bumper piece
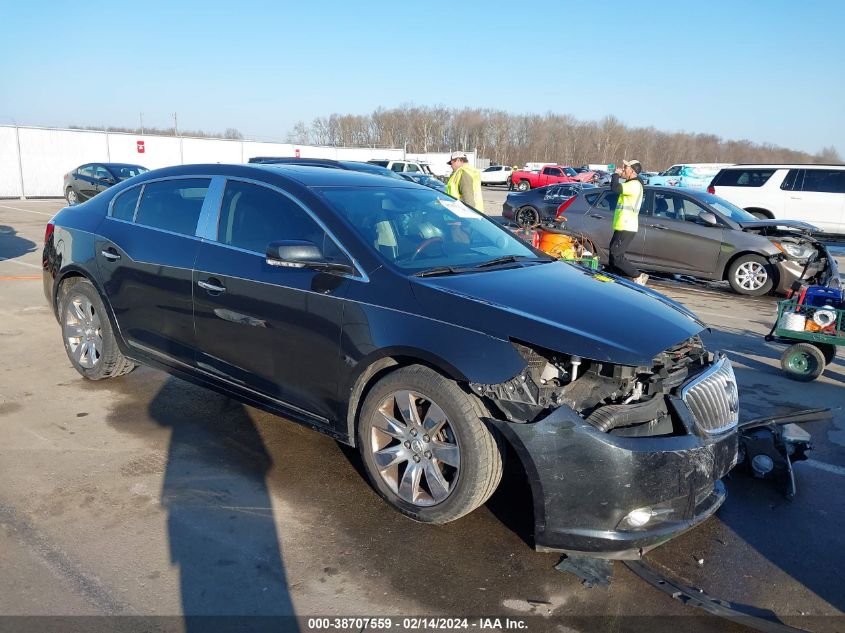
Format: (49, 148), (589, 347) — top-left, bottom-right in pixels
(489, 404), (737, 559)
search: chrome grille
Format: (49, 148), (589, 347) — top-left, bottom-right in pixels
(680, 355), (739, 435)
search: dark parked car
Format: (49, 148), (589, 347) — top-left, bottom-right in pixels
(44, 163), (740, 558)
(503, 182), (597, 226)
(398, 172), (447, 192)
(557, 186), (839, 296)
(63, 163), (148, 205)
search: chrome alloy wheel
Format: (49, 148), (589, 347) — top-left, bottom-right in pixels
(66, 189), (78, 205)
(734, 260), (768, 291)
(64, 295), (103, 369)
(370, 390), (460, 507)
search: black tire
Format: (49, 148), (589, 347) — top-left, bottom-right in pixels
(515, 206), (540, 228)
(357, 365), (504, 524)
(812, 342), (837, 366)
(516, 180), (530, 192)
(727, 254), (775, 296)
(58, 278), (136, 380)
(748, 209), (771, 220)
(65, 188), (78, 205)
(781, 343), (825, 382)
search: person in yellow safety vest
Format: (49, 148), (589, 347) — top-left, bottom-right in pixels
(608, 159), (647, 285)
(445, 151), (484, 213)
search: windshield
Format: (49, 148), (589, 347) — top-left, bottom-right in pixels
(316, 186), (542, 272)
(697, 192), (758, 222)
(368, 160), (389, 167)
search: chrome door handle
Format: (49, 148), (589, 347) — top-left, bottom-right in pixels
(198, 280), (226, 293)
(650, 224), (668, 230)
(589, 214), (605, 219)
(101, 250), (121, 261)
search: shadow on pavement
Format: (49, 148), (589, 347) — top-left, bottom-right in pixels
(147, 378), (297, 633)
(0, 225), (37, 260)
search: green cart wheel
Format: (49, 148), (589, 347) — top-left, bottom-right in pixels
(781, 343), (826, 382)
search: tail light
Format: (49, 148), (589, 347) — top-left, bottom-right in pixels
(707, 185), (715, 194)
(44, 222), (55, 244)
(531, 230), (540, 248)
(555, 196), (577, 219)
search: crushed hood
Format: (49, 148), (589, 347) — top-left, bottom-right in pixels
(738, 219), (819, 233)
(411, 262), (706, 366)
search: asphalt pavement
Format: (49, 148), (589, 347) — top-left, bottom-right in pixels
(1, 195), (844, 632)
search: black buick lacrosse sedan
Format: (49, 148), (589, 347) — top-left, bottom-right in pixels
(43, 163), (738, 558)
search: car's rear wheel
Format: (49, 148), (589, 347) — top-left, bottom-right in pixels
(59, 278), (136, 380)
(357, 365), (504, 524)
(727, 254), (774, 296)
(516, 180), (530, 192)
(515, 206), (540, 227)
(65, 188), (78, 205)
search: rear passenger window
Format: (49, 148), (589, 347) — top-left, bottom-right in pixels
(780, 169), (802, 191)
(218, 181), (327, 255)
(111, 186), (141, 221)
(712, 169), (775, 187)
(135, 178), (209, 236)
(801, 170), (845, 194)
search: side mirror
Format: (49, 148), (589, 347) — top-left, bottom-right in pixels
(699, 211), (718, 226)
(100, 177), (116, 185)
(265, 240), (354, 274)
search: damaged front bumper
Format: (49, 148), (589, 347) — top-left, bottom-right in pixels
(488, 404), (737, 559)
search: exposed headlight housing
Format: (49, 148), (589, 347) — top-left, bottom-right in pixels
(772, 241), (814, 260)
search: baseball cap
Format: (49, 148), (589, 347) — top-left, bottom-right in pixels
(623, 159), (642, 174)
(447, 151), (468, 164)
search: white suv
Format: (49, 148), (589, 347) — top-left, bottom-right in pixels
(709, 165), (845, 234)
(480, 165), (514, 186)
(367, 160), (435, 176)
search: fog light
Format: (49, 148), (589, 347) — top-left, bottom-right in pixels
(752, 454), (774, 476)
(618, 506), (675, 531)
(625, 508), (653, 528)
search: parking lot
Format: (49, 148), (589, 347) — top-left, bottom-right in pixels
(2, 195), (845, 631)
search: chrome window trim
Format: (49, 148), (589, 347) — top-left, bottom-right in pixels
(208, 176), (368, 283)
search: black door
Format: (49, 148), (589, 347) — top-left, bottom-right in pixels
(76, 164), (98, 200)
(96, 177), (211, 366)
(192, 179), (350, 422)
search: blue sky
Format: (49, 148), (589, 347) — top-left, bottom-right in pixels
(2, 0), (843, 156)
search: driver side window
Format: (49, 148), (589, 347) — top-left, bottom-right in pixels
(218, 181), (329, 256)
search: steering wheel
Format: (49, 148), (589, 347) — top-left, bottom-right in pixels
(411, 237), (445, 260)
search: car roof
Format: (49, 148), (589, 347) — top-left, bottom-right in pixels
(254, 164), (420, 187)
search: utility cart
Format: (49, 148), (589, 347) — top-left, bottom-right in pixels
(766, 293), (844, 381)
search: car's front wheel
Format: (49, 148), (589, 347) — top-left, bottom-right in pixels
(59, 278), (136, 380)
(357, 365), (504, 524)
(65, 188), (78, 205)
(727, 254), (774, 296)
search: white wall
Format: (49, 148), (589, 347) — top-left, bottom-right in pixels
(0, 127), (23, 198)
(20, 128), (108, 197)
(0, 125), (473, 197)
